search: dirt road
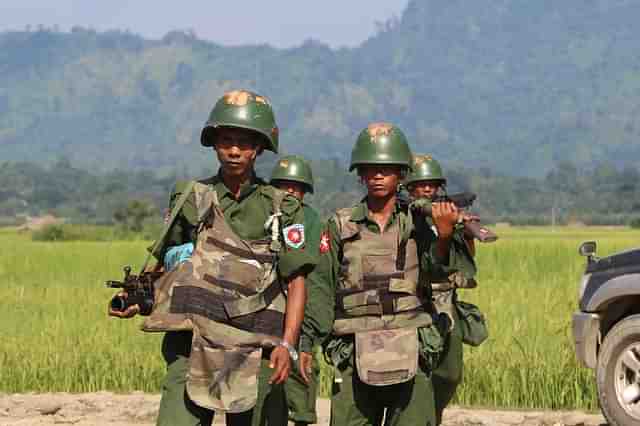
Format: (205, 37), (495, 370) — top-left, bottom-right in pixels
(0, 393), (607, 426)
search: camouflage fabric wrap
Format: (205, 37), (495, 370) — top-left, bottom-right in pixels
(188, 336), (262, 412)
(331, 207), (433, 386)
(270, 155), (314, 194)
(200, 90), (279, 153)
(349, 122), (412, 171)
(405, 154), (446, 185)
(142, 182), (289, 411)
(355, 328), (419, 386)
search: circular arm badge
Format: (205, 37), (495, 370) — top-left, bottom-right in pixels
(283, 224), (305, 249)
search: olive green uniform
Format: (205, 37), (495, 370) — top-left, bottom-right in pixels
(302, 200), (468, 426)
(284, 204), (331, 425)
(416, 216), (476, 425)
(154, 173), (316, 426)
(404, 154), (483, 425)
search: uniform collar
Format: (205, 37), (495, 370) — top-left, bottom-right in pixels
(349, 197), (402, 224)
(214, 170), (262, 201)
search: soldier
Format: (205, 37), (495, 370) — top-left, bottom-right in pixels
(269, 154), (330, 426)
(306, 122), (465, 426)
(405, 154), (487, 425)
(109, 89), (316, 426)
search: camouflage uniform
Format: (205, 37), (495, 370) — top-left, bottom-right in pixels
(151, 174), (316, 426)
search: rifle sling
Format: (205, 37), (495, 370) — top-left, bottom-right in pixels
(141, 180), (197, 272)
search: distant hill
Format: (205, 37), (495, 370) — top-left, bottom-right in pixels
(2, 0), (640, 176)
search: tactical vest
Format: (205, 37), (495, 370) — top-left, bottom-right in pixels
(332, 207), (434, 336)
(332, 206), (434, 386)
(142, 180), (288, 412)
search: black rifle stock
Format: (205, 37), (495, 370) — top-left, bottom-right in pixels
(106, 266), (160, 315)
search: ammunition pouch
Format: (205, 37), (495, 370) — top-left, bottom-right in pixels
(355, 327), (419, 386)
(455, 300), (488, 347)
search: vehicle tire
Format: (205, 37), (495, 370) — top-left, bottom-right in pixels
(597, 314), (640, 426)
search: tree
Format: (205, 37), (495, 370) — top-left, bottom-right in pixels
(113, 200), (156, 232)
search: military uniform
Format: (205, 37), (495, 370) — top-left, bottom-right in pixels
(298, 123), (465, 426)
(143, 91), (316, 426)
(269, 155), (330, 425)
(406, 154), (486, 425)
(282, 204), (326, 425)
(417, 215), (475, 425)
(151, 174), (315, 426)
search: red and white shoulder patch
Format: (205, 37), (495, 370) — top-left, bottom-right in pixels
(319, 231), (330, 254)
(283, 224), (305, 249)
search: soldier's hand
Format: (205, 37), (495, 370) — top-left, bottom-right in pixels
(432, 201), (458, 239)
(108, 292), (140, 319)
(299, 352), (313, 385)
(268, 346), (291, 384)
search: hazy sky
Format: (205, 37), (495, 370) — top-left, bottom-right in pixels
(1, 0), (409, 48)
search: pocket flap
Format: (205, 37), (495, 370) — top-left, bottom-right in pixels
(388, 278), (417, 294)
(355, 328), (418, 386)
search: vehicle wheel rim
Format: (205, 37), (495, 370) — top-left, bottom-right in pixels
(614, 343), (640, 419)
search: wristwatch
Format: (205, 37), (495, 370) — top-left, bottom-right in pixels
(279, 340), (299, 362)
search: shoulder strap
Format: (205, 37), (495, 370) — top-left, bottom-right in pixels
(141, 180), (196, 272)
(333, 207), (359, 240)
(396, 210), (413, 272)
(192, 182), (219, 224)
(264, 186), (287, 252)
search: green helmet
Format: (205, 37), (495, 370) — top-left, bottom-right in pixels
(349, 122), (412, 171)
(405, 154), (446, 185)
(270, 155), (314, 194)
(200, 89), (279, 153)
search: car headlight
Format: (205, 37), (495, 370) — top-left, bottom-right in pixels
(578, 273), (591, 300)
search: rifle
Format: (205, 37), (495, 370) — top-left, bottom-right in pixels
(411, 191), (499, 243)
(106, 266), (161, 316)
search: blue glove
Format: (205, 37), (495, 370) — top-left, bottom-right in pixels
(164, 243), (194, 271)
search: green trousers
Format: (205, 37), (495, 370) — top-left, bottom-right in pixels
(431, 308), (463, 425)
(285, 357), (319, 425)
(330, 359), (436, 426)
(156, 332), (287, 426)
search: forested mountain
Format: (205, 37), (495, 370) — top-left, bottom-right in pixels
(2, 0), (640, 176)
(3, 158), (640, 226)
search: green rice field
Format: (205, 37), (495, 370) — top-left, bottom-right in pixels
(1, 226), (639, 410)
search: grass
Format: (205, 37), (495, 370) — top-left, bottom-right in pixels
(1, 226), (639, 410)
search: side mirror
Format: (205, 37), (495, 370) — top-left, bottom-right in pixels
(579, 241), (597, 262)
